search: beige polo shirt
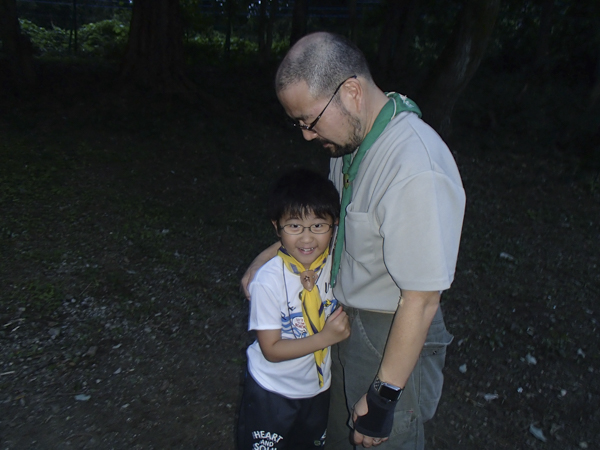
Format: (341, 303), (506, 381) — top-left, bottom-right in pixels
(329, 112), (466, 312)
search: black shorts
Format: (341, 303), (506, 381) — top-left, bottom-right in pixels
(237, 372), (330, 450)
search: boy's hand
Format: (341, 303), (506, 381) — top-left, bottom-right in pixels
(321, 306), (351, 345)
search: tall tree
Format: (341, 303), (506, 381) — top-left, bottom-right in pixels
(223, 0), (237, 63)
(290, 0), (308, 46)
(257, 0), (279, 64)
(534, 0), (554, 74)
(121, 0), (194, 92)
(376, 0), (421, 78)
(348, 0), (358, 43)
(0, 0), (35, 85)
(257, 0), (269, 62)
(266, 0), (279, 57)
(416, 0), (500, 136)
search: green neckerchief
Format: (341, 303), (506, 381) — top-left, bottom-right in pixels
(330, 93), (422, 287)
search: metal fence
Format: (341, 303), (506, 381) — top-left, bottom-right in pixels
(16, 0), (384, 30)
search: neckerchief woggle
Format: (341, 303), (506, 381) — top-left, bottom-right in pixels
(330, 93), (422, 287)
(278, 246), (329, 387)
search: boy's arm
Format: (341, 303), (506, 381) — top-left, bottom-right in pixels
(241, 241), (280, 299)
(257, 307), (350, 362)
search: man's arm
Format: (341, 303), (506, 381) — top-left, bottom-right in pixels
(241, 241), (280, 299)
(257, 307), (350, 362)
(352, 289), (440, 447)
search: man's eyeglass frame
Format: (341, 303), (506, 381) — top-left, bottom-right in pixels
(293, 75), (357, 131)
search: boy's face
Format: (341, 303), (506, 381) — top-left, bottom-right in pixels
(272, 211), (336, 270)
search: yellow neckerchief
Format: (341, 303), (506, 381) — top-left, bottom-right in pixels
(278, 246), (329, 387)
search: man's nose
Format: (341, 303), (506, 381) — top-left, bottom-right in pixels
(301, 129), (318, 141)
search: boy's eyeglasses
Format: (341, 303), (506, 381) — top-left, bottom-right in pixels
(292, 75), (357, 131)
(279, 223), (334, 235)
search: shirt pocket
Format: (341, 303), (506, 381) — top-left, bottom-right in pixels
(344, 209), (378, 264)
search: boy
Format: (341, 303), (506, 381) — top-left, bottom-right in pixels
(237, 168), (350, 450)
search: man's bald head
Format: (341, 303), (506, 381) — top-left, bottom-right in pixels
(275, 32), (373, 99)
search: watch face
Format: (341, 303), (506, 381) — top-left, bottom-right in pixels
(379, 383), (402, 401)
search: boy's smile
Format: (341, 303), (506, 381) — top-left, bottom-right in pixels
(273, 211), (335, 270)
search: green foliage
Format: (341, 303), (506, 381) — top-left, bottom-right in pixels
(180, 0), (215, 36)
(488, 0), (600, 79)
(78, 19), (130, 59)
(185, 30), (259, 65)
(18, 16), (130, 59)
(185, 30), (226, 65)
(19, 19), (70, 55)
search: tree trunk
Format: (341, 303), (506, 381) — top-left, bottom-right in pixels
(0, 0), (35, 85)
(391, 0), (420, 74)
(224, 0), (235, 63)
(290, 0), (308, 46)
(416, 0), (500, 137)
(377, 0), (403, 75)
(589, 47), (600, 109)
(376, 0), (420, 79)
(348, 0), (358, 43)
(534, 0), (554, 74)
(257, 0), (268, 60)
(266, 0), (279, 59)
(121, 0), (194, 92)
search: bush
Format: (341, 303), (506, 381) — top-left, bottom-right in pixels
(19, 19), (70, 55)
(185, 30), (259, 65)
(19, 16), (130, 59)
(78, 19), (130, 60)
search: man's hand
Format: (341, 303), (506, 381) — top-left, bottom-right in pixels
(240, 242), (280, 299)
(240, 259), (263, 299)
(352, 394), (389, 447)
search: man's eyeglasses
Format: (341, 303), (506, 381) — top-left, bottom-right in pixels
(293, 75), (357, 131)
(279, 223), (334, 235)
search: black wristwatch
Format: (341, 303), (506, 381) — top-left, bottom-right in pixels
(372, 376), (403, 402)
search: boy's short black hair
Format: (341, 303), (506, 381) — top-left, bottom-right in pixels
(268, 168), (340, 223)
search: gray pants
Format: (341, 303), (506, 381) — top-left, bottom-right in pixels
(325, 306), (453, 450)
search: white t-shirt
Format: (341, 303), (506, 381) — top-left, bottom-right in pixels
(247, 253), (337, 399)
(330, 111), (466, 312)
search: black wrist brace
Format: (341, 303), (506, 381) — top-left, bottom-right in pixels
(353, 384), (397, 438)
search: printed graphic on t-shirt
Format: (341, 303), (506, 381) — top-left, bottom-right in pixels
(281, 298), (337, 339)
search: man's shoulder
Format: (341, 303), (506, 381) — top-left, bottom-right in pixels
(378, 113), (453, 165)
(387, 111), (444, 146)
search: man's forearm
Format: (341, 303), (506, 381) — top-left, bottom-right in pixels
(242, 241), (280, 298)
(377, 290), (441, 387)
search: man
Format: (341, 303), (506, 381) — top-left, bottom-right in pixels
(243, 32), (465, 449)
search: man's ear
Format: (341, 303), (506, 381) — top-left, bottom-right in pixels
(341, 77), (362, 113)
(334, 218), (339, 226)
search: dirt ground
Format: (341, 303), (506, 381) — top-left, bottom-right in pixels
(1, 62), (599, 449)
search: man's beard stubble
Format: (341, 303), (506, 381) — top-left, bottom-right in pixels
(318, 110), (363, 158)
